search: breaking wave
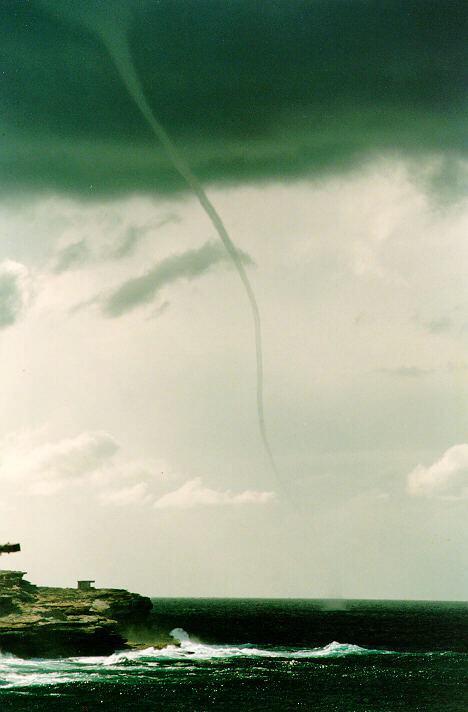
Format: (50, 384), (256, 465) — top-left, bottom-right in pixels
(0, 629), (456, 690)
(162, 628), (391, 660)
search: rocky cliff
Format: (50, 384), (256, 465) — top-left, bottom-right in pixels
(0, 570), (165, 658)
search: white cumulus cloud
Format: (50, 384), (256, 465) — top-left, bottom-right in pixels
(99, 482), (151, 507)
(153, 477), (275, 510)
(0, 428), (170, 502)
(407, 444), (468, 498)
(1, 430), (119, 495)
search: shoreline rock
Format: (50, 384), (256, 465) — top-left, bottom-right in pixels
(0, 570), (169, 658)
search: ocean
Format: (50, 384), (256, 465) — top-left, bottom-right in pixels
(0, 598), (467, 711)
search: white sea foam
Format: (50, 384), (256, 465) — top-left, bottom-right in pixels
(159, 630), (390, 660)
(0, 634), (403, 689)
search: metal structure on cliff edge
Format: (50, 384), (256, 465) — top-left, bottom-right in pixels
(0, 543), (21, 555)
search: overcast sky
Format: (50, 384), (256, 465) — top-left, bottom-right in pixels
(1, 1), (467, 599)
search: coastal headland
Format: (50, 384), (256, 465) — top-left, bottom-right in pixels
(0, 570), (168, 658)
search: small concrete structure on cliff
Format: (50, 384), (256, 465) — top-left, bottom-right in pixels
(0, 544), (168, 657)
(0, 569), (157, 657)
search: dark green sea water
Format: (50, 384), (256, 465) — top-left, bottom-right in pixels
(0, 598), (467, 711)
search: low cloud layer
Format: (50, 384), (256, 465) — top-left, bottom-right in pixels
(407, 444), (468, 499)
(52, 215), (179, 274)
(0, 260), (31, 328)
(53, 240), (90, 274)
(109, 217), (179, 261)
(153, 477), (275, 510)
(102, 241), (253, 318)
(0, 429), (274, 509)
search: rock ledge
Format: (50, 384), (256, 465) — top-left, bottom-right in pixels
(0, 570), (160, 658)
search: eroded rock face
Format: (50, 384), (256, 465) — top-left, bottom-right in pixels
(0, 570), (155, 657)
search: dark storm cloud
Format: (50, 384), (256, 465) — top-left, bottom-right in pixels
(102, 240), (254, 317)
(1, 0), (466, 197)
